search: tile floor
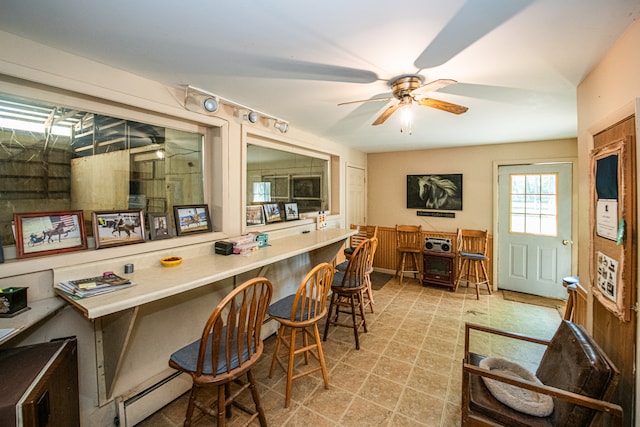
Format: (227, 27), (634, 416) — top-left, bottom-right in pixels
(138, 277), (564, 426)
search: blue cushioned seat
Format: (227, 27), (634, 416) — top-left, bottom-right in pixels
(170, 327), (253, 375)
(268, 295), (317, 321)
(460, 252), (487, 259)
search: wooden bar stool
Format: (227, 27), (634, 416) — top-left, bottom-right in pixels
(267, 262), (334, 407)
(323, 237), (374, 349)
(395, 225), (423, 285)
(454, 229), (491, 299)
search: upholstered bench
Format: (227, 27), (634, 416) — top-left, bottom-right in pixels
(462, 320), (623, 426)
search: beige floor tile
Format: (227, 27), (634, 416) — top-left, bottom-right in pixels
(139, 276), (562, 427)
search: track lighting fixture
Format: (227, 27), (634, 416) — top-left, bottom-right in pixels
(245, 110), (259, 123)
(274, 121), (289, 134)
(184, 86), (289, 132)
(203, 97), (219, 113)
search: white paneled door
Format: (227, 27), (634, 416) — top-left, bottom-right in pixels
(498, 163), (572, 299)
(346, 164), (366, 227)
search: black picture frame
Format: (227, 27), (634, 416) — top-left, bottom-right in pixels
(173, 204), (212, 236)
(406, 174), (463, 211)
(282, 202), (299, 221)
(148, 213), (172, 240)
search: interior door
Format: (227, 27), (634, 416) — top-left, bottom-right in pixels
(346, 164), (366, 226)
(498, 163), (572, 299)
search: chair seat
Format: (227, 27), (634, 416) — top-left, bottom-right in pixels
(268, 295), (318, 321)
(344, 247), (354, 255)
(460, 252), (487, 260)
(335, 260), (349, 272)
(170, 327), (253, 375)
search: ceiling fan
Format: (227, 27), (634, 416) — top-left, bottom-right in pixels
(338, 75), (468, 129)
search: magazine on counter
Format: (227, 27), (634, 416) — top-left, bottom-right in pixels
(55, 273), (135, 298)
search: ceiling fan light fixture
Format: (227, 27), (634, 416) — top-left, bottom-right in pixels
(400, 98), (413, 135)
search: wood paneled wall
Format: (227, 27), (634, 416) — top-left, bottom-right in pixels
(366, 225), (493, 283)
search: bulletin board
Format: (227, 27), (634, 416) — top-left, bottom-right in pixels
(590, 138), (633, 321)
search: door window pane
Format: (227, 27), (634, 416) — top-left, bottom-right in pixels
(509, 173), (557, 236)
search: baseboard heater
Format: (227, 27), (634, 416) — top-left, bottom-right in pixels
(116, 318), (278, 426)
(116, 371), (191, 427)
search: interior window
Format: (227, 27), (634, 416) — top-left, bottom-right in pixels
(0, 94), (205, 245)
(246, 142), (329, 222)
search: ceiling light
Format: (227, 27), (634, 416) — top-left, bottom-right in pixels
(245, 111), (259, 123)
(203, 97), (219, 113)
(400, 97), (413, 135)
(274, 121), (289, 133)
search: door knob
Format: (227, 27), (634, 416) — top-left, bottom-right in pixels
(562, 239), (571, 245)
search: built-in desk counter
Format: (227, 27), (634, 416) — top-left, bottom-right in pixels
(54, 228), (352, 319)
(51, 228), (352, 424)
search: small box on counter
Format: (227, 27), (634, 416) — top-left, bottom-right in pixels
(214, 241), (234, 255)
(0, 287), (28, 316)
(255, 233), (268, 248)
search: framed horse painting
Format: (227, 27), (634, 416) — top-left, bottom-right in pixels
(406, 174), (463, 211)
(93, 209), (146, 249)
(14, 210), (87, 258)
(173, 204), (212, 236)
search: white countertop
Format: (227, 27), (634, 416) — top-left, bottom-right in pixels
(53, 228), (352, 319)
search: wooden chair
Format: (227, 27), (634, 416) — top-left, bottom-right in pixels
(455, 228), (491, 299)
(344, 225), (378, 260)
(395, 225), (423, 285)
(168, 278), (273, 427)
(462, 321), (623, 426)
(267, 262), (334, 407)
(362, 235), (378, 312)
(323, 237), (374, 350)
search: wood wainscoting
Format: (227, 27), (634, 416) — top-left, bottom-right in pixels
(362, 225), (493, 285)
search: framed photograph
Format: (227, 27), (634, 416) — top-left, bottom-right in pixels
(93, 210), (145, 249)
(263, 203), (282, 223)
(174, 204), (212, 236)
(282, 202), (299, 221)
(148, 213), (172, 240)
(246, 205), (265, 226)
(406, 174), (463, 210)
(14, 210), (87, 258)
(292, 175), (321, 199)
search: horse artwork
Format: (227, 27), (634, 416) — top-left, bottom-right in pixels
(44, 222), (69, 243)
(93, 210), (146, 249)
(407, 174), (463, 210)
(174, 205), (212, 235)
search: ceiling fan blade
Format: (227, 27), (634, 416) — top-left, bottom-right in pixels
(411, 79), (458, 96)
(417, 98), (468, 115)
(372, 103), (401, 125)
(338, 97), (393, 106)
(414, 0), (533, 69)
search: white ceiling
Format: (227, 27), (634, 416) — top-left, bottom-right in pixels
(1, 0), (639, 153)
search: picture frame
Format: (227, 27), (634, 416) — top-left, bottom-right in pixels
(292, 175), (321, 199)
(148, 212), (172, 240)
(93, 209), (146, 249)
(14, 210), (87, 258)
(406, 174), (463, 211)
(282, 202), (299, 221)
(174, 204), (212, 236)
(263, 203), (282, 223)
(246, 205), (265, 226)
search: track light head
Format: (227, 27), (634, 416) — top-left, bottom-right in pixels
(245, 111), (259, 123)
(274, 121), (289, 133)
(203, 97), (219, 113)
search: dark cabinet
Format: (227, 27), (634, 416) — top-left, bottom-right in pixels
(0, 339), (79, 427)
(422, 251), (456, 290)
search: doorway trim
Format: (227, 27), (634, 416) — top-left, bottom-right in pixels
(492, 156), (579, 291)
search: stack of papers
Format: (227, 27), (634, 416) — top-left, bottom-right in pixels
(55, 273), (135, 299)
